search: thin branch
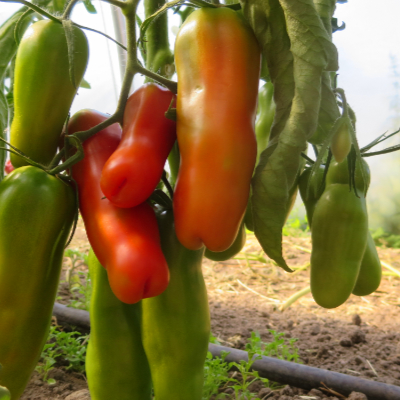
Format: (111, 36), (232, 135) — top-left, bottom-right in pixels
(0, 0), (60, 22)
(63, 0), (80, 19)
(136, 64), (177, 93)
(361, 128), (400, 153)
(74, 22), (127, 51)
(300, 152), (315, 165)
(362, 144), (400, 158)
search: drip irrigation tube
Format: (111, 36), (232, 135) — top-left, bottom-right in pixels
(52, 302), (400, 400)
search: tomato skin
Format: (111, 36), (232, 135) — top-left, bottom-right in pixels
(86, 249), (152, 400)
(330, 120), (352, 163)
(101, 84), (176, 208)
(0, 166), (76, 398)
(173, 8), (260, 252)
(352, 233), (381, 296)
(142, 209), (210, 400)
(69, 110), (169, 304)
(205, 222), (246, 262)
(310, 184), (368, 308)
(10, 20), (88, 168)
(326, 157), (370, 193)
(326, 158), (381, 297)
(298, 166), (325, 227)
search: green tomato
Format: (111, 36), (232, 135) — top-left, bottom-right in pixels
(10, 20), (88, 167)
(0, 166), (76, 398)
(141, 210), (210, 400)
(352, 233), (382, 297)
(310, 184), (368, 309)
(86, 249), (152, 400)
(326, 157), (370, 193)
(298, 165), (325, 227)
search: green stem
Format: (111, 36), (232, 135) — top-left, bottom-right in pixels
(167, 141), (180, 186)
(279, 286), (311, 312)
(162, 171), (174, 198)
(62, 0), (80, 19)
(335, 88), (348, 117)
(63, 0), (128, 19)
(74, 22), (127, 50)
(144, 0), (174, 80)
(136, 65), (177, 93)
(0, 0), (59, 22)
(99, 0), (128, 9)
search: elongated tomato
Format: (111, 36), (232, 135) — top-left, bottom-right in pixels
(70, 110), (169, 304)
(173, 8), (260, 251)
(101, 84), (176, 208)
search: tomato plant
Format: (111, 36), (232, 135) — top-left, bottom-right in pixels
(0, 0), (399, 399)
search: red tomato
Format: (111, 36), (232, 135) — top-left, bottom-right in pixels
(4, 160), (14, 175)
(100, 83), (176, 208)
(69, 109), (169, 304)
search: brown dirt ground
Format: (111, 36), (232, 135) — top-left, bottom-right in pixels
(20, 220), (400, 400)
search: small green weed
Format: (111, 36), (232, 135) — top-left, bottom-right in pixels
(247, 331), (300, 363)
(63, 249), (91, 311)
(282, 214), (309, 238)
(203, 351), (231, 399)
(35, 325), (88, 383)
(203, 330), (300, 399)
(371, 227), (400, 248)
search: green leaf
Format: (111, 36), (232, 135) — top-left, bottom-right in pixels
(309, 1), (340, 144)
(82, 0), (97, 14)
(279, 0), (338, 71)
(243, 0), (338, 270)
(313, 0), (336, 35)
(52, 0), (66, 12)
(0, 10), (33, 81)
(241, 0), (295, 271)
(79, 78), (91, 89)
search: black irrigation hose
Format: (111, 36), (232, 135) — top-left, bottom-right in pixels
(52, 302), (400, 400)
(209, 344), (400, 400)
(53, 302), (90, 330)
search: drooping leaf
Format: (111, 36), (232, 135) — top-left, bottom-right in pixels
(242, 0), (295, 142)
(309, 0), (340, 145)
(243, 0), (338, 270)
(279, 0), (338, 71)
(313, 0), (336, 35)
(241, 0), (295, 271)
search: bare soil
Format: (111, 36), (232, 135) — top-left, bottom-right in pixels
(20, 221), (400, 400)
